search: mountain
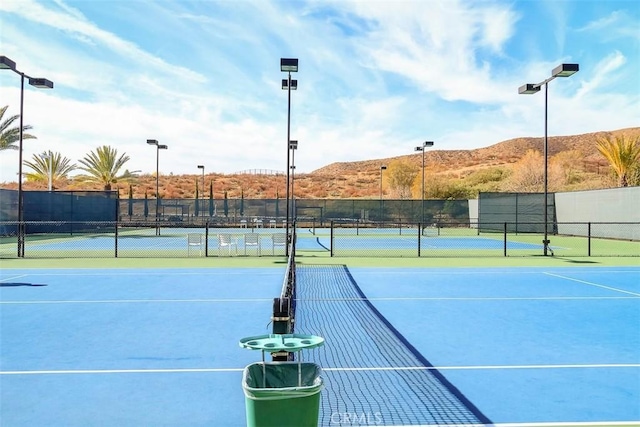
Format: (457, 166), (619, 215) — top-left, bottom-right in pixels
(313, 127), (640, 177)
(2, 127), (638, 198)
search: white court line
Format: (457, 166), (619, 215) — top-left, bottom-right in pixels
(0, 270), (281, 277)
(0, 298), (272, 304)
(0, 274), (28, 282)
(0, 368), (242, 375)
(382, 423), (640, 427)
(3, 295), (637, 305)
(3, 363), (637, 375)
(544, 272), (640, 297)
(350, 269), (639, 276)
(304, 296), (638, 301)
(324, 363), (640, 372)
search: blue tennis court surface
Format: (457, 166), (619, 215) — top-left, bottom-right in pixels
(17, 227), (544, 252)
(306, 235), (540, 250)
(1, 265), (638, 426)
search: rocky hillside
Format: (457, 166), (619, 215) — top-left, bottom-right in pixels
(314, 127), (640, 177)
(3, 127), (638, 199)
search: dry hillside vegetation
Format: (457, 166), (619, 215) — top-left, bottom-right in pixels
(5, 127), (639, 199)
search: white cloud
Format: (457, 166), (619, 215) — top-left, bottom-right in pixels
(576, 51), (627, 98)
(338, 1), (521, 104)
(1, 0), (639, 184)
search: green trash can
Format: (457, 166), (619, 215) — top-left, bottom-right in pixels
(239, 334), (325, 427)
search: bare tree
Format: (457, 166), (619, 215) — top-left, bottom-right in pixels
(387, 159), (418, 199)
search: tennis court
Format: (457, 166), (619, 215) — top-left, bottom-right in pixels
(1, 256), (638, 426)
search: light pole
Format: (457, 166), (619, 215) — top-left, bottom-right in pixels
(281, 58), (298, 256)
(519, 63), (578, 256)
(289, 140), (298, 223)
(147, 139), (168, 236)
(379, 165), (387, 222)
(414, 141), (434, 228)
(0, 56), (54, 258)
(197, 165), (205, 218)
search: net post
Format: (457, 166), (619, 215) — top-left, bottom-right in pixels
(272, 296), (291, 362)
(417, 222), (421, 257)
(272, 297), (291, 334)
(588, 222), (591, 256)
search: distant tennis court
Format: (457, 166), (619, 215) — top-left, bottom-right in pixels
(1, 261), (638, 426)
(298, 226), (640, 257)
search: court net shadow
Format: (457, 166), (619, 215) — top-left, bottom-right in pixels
(0, 282), (47, 287)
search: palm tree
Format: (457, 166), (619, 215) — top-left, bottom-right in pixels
(24, 150), (77, 189)
(596, 135), (640, 187)
(76, 145), (133, 191)
(0, 105), (37, 151)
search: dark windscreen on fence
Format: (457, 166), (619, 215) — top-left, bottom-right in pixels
(116, 198), (471, 226)
(478, 192), (556, 234)
(0, 189), (117, 234)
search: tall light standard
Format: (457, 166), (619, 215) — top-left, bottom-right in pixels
(379, 165), (387, 222)
(0, 56), (54, 258)
(146, 139), (168, 236)
(289, 140), (298, 223)
(414, 141), (434, 227)
(197, 165), (205, 218)
(281, 57), (298, 256)
(519, 63), (579, 256)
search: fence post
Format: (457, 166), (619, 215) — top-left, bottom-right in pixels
(503, 222), (507, 257)
(205, 221), (209, 257)
(330, 220), (334, 257)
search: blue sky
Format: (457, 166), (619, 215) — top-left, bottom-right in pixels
(1, 0), (638, 183)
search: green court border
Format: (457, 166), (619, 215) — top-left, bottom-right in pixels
(1, 249), (639, 269)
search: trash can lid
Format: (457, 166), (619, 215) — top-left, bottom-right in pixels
(239, 334), (324, 352)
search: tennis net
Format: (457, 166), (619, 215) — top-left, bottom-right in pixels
(294, 264), (492, 425)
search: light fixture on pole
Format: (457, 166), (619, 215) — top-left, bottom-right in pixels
(147, 139), (168, 236)
(519, 63), (578, 256)
(281, 57), (298, 256)
(289, 140), (298, 223)
(414, 141), (434, 228)
(1, 55), (54, 258)
(379, 165), (387, 222)
(197, 165), (205, 218)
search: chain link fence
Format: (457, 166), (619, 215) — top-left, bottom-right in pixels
(1, 220), (637, 259)
(325, 220), (639, 258)
(0, 221), (294, 259)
